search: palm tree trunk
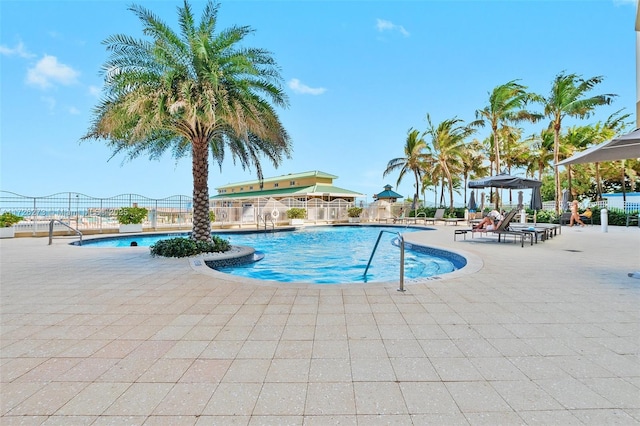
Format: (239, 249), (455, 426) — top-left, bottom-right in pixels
(567, 165), (573, 201)
(553, 125), (561, 214)
(493, 127), (501, 209)
(595, 163), (602, 200)
(621, 160), (627, 202)
(191, 140), (211, 242)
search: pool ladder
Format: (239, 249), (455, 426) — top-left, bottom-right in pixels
(48, 219), (83, 245)
(364, 230), (406, 292)
(257, 214), (275, 231)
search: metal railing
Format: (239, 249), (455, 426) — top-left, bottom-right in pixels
(257, 213), (275, 231)
(1, 191), (194, 235)
(364, 230), (406, 292)
(48, 220), (82, 245)
(4, 190), (637, 235)
(1, 191), (360, 233)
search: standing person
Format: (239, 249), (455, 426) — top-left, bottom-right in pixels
(569, 200), (585, 227)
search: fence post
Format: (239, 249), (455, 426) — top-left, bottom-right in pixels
(32, 197), (37, 236)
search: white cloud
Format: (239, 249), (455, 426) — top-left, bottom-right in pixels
(88, 85), (101, 97)
(26, 55), (79, 89)
(376, 18), (410, 37)
(288, 78), (327, 95)
(0, 41), (35, 58)
(69, 106), (81, 115)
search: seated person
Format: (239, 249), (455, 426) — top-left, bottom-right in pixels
(579, 207), (592, 222)
(473, 209), (503, 231)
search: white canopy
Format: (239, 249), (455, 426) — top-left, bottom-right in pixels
(557, 128), (640, 166)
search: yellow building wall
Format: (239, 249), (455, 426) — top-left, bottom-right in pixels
(222, 175), (333, 193)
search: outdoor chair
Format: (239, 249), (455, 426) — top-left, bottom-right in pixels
(626, 213), (639, 227)
(424, 208), (445, 225)
(467, 209), (534, 247)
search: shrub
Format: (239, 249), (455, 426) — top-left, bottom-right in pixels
(530, 209), (557, 224)
(347, 207), (363, 218)
(209, 211), (215, 222)
(286, 208), (306, 219)
(116, 206), (148, 224)
(150, 236), (231, 258)
(607, 208), (635, 226)
(0, 212), (23, 227)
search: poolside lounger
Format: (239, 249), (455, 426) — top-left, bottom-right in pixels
(442, 217), (467, 226)
(467, 209), (534, 247)
(424, 208), (445, 224)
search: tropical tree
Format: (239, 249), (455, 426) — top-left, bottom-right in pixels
(562, 124), (602, 199)
(424, 114), (476, 210)
(524, 129), (554, 181)
(539, 72), (615, 213)
(459, 139), (489, 207)
(473, 80), (542, 176)
(384, 128), (429, 210)
(82, 0), (291, 241)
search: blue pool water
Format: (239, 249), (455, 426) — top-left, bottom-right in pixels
(82, 226), (463, 284)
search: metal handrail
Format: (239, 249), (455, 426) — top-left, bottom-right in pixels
(49, 220), (83, 245)
(258, 213), (275, 231)
(363, 230), (405, 292)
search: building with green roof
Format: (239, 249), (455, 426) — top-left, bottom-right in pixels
(210, 171), (364, 225)
(211, 171), (363, 203)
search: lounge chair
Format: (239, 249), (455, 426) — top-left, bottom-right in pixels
(508, 222), (558, 242)
(386, 211), (406, 224)
(424, 208), (445, 225)
(470, 209), (534, 247)
(441, 215), (467, 226)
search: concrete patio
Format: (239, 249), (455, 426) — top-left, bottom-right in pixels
(1, 223), (639, 425)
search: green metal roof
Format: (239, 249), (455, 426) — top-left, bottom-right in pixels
(375, 189), (403, 199)
(211, 183), (363, 199)
(215, 170), (338, 190)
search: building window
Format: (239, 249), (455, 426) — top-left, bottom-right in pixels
(290, 181), (296, 186)
(274, 183), (279, 188)
(249, 186), (253, 190)
(240, 187), (244, 191)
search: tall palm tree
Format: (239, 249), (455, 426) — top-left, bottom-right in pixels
(384, 128), (429, 209)
(425, 115), (476, 210)
(473, 80), (542, 177)
(539, 72), (615, 213)
(82, 1), (291, 241)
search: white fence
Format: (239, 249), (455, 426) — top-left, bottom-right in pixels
(3, 190), (637, 236)
(0, 191), (357, 235)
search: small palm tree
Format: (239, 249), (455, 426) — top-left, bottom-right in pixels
(523, 129), (554, 181)
(539, 72), (615, 213)
(459, 139), (488, 207)
(384, 128), (429, 209)
(82, 1), (291, 241)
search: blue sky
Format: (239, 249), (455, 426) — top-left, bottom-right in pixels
(1, 0), (637, 203)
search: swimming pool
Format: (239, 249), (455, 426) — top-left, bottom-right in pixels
(81, 226), (465, 284)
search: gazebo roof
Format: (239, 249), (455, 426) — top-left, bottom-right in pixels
(375, 184), (403, 199)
